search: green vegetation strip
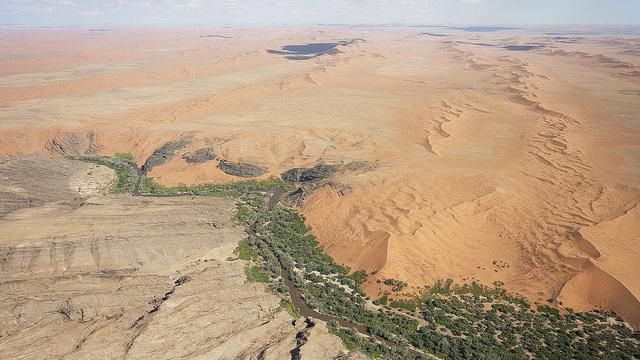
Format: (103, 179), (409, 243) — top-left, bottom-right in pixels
(235, 239), (258, 261)
(114, 152), (135, 162)
(77, 155), (640, 360)
(280, 300), (301, 319)
(245, 266), (270, 283)
(139, 176), (287, 197)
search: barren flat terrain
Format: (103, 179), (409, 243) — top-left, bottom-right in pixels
(0, 24), (639, 336)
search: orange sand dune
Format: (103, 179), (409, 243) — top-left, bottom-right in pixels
(1, 26), (639, 325)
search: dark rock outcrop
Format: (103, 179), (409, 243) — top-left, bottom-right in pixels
(282, 187), (306, 207)
(217, 160), (267, 178)
(182, 148), (216, 164)
(289, 318), (316, 360)
(281, 165), (339, 183)
(343, 160), (377, 172)
(141, 138), (191, 174)
(46, 131), (102, 156)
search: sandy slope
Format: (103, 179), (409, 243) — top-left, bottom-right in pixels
(0, 26), (639, 326)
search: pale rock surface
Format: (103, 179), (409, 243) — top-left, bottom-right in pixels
(0, 158), (353, 359)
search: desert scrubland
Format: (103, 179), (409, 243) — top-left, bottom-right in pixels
(0, 24), (639, 355)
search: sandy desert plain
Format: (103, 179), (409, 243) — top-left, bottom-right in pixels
(1, 24), (640, 359)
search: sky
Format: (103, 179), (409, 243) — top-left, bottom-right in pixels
(0, 0), (639, 26)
